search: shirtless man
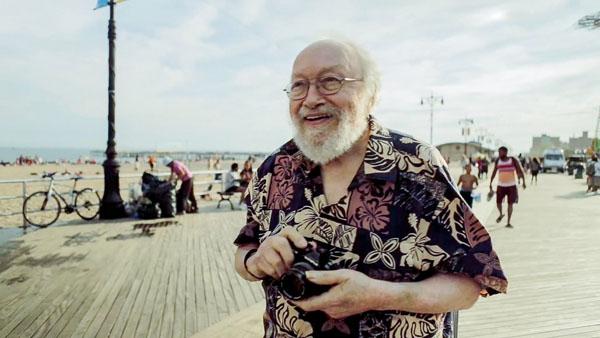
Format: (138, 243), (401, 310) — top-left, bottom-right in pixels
(458, 164), (479, 207)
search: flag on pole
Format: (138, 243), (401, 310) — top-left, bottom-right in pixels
(94, 0), (127, 10)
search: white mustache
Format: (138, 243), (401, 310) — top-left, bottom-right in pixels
(298, 104), (342, 119)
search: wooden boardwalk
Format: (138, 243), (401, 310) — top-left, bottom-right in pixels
(193, 173), (600, 337)
(0, 203), (263, 338)
(2, 173), (599, 338)
(458, 174), (600, 337)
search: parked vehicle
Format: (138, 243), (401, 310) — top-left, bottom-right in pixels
(542, 149), (566, 173)
(566, 154), (587, 175)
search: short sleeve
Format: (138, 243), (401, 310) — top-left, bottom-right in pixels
(233, 177), (262, 246)
(431, 165), (508, 296)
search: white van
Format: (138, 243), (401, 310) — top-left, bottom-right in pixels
(542, 149), (566, 173)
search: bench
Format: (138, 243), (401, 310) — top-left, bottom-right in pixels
(217, 191), (236, 210)
(217, 189), (246, 210)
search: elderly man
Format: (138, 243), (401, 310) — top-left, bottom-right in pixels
(234, 39), (507, 338)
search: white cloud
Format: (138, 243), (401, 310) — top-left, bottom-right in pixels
(1, 0), (599, 154)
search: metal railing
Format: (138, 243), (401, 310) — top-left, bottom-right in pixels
(0, 170), (227, 228)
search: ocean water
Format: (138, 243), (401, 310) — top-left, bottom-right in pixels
(0, 147), (97, 163)
(0, 147), (266, 163)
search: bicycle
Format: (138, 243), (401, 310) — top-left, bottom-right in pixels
(22, 172), (101, 228)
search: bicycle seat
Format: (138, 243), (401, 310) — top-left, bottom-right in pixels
(43, 172), (57, 178)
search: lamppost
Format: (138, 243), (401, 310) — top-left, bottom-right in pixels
(420, 92), (444, 145)
(98, 0), (127, 219)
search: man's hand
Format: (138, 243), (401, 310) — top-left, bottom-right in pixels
(293, 269), (381, 319)
(246, 227), (307, 279)
(522, 181), (527, 189)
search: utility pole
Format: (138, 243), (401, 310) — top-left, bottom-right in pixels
(420, 92), (444, 145)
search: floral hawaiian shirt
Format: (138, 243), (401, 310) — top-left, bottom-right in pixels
(234, 117), (508, 338)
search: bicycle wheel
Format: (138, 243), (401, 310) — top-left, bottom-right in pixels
(22, 191), (61, 228)
(75, 188), (101, 220)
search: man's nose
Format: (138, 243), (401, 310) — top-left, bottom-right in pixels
(302, 82), (325, 109)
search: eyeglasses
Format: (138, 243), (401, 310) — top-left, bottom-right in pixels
(283, 76), (362, 100)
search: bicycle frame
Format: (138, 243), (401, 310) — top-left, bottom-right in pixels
(44, 177), (79, 210)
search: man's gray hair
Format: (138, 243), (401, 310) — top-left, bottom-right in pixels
(343, 40), (381, 111)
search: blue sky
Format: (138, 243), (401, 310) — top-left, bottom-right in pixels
(1, 0), (599, 154)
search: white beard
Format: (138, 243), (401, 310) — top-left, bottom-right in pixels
(292, 104), (369, 165)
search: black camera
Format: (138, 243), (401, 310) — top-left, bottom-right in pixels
(276, 239), (341, 301)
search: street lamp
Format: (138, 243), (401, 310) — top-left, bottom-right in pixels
(97, 0), (127, 219)
(420, 92), (444, 145)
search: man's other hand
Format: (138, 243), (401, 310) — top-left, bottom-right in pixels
(294, 269), (381, 319)
(246, 227), (307, 279)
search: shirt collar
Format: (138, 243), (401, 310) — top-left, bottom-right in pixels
(363, 117), (398, 182)
(283, 116), (398, 183)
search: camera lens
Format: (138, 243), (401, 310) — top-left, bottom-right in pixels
(280, 262), (313, 300)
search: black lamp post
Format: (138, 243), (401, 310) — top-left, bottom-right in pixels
(99, 0), (126, 219)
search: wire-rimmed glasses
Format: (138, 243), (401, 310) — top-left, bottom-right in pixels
(283, 76), (362, 100)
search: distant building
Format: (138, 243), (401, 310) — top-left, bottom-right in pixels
(530, 132), (592, 158)
(568, 131), (592, 153)
(436, 142), (494, 163)
(530, 134), (565, 158)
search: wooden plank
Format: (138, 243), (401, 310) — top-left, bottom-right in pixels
(31, 270), (107, 338)
(43, 253), (134, 338)
(194, 224), (209, 331)
(135, 228), (179, 338)
(199, 225), (219, 325)
(184, 222), (198, 338)
(171, 220), (188, 338)
(0, 269), (49, 328)
(118, 226), (172, 338)
(157, 225), (183, 338)
(214, 222), (250, 312)
(205, 223), (231, 321)
(1, 275), (74, 338)
(105, 229), (169, 338)
(71, 241), (141, 338)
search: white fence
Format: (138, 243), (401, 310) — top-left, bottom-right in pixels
(0, 170), (226, 228)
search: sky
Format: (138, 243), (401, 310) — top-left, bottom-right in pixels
(1, 0), (599, 154)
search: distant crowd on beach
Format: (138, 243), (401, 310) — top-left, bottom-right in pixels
(1, 155), (99, 167)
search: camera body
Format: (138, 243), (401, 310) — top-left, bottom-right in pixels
(276, 239), (341, 301)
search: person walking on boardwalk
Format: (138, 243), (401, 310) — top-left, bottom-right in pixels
(163, 157), (198, 214)
(148, 155), (157, 171)
(530, 157), (541, 185)
(458, 164), (479, 208)
(489, 146), (526, 228)
(233, 39), (507, 338)
(587, 154), (600, 193)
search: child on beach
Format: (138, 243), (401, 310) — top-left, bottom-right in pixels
(458, 164), (479, 207)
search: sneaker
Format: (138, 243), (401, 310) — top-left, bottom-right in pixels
(505, 224), (513, 228)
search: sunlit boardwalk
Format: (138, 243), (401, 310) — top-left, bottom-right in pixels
(193, 173), (600, 338)
(0, 204), (262, 338)
(1, 173), (599, 337)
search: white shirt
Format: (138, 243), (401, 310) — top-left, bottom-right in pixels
(224, 171), (240, 190)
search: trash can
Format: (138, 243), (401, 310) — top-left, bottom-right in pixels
(575, 165), (584, 179)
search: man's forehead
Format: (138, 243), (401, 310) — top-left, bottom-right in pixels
(291, 41), (359, 77)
